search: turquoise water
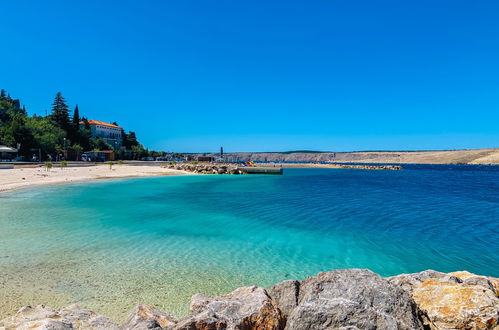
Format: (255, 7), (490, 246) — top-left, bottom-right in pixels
(1, 166), (498, 319)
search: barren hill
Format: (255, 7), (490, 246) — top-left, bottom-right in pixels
(198, 148), (499, 165)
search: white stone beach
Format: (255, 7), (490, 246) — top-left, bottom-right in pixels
(0, 164), (188, 193)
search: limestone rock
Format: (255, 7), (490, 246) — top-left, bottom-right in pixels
(268, 280), (300, 318)
(0, 304), (119, 330)
(175, 286), (285, 330)
(450, 271), (499, 297)
(387, 270), (447, 293)
(121, 304), (177, 329)
(273, 269), (425, 330)
(412, 278), (499, 329)
(59, 304), (119, 329)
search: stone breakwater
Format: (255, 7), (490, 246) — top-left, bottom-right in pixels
(1, 269), (498, 329)
(161, 162), (402, 174)
(162, 163), (246, 175)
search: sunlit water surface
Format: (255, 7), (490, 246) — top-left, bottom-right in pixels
(1, 166), (498, 320)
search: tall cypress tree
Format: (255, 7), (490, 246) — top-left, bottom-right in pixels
(72, 104), (80, 128)
(51, 92), (70, 132)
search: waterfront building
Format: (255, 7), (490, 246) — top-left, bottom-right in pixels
(80, 120), (122, 149)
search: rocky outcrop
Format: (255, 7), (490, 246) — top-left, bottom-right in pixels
(2, 269), (498, 330)
(388, 270), (499, 329)
(270, 269), (424, 329)
(175, 286), (285, 329)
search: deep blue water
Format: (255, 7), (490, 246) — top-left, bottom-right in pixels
(0, 165), (498, 318)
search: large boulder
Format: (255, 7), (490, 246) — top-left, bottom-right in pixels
(174, 286), (285, 330)
(270, 269), (425, 330)
(122, 304), (178, 329)
(0, 304), (119, 329)
(411, 276), (499, 329)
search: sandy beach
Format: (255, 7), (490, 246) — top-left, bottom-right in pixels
(0, 164), (188, 193)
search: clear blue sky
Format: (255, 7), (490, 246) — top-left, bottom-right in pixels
(1, 0), (498, 152)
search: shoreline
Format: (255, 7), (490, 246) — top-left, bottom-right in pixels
(1, 268), (497, 329)
(0, 164), (190, 194)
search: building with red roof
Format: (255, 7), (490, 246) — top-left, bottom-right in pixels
(80, 120), (122, 149)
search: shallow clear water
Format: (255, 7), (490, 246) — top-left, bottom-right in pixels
(1, 166), (498, 320)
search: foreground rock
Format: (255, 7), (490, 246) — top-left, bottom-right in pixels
(270, 269), (424, 329)
(175, 286), (285, 329)
(2, 269), (498, 330)
(0, 304), (119, 329)
(122, 304), (177, 330)
(388, 270), (499, 329)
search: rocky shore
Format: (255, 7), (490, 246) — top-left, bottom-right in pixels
(161, 162), (402, 174)
(2, 269), (498, 329)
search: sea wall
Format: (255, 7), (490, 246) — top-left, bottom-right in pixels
(1, 269), (498, 329)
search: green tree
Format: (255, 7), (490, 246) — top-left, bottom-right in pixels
(50, 92), (70, 132)
(72, 144), (83, 160)
(72, 105), (80, 128)
(25, 116), (65, 155)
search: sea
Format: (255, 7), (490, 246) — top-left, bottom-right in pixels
(0, 165), (498, 320)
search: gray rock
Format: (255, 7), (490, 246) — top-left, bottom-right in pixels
(386, 270), (446, 293)
(59, 304), (120, 329)
(275, 269), (425, 330)
(121, 304), (177, 329)
(174, 286), (285, 330)
(268, 280), (300, 317)
(0, 304), (119, 330)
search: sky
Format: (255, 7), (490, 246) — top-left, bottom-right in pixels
(1, 0), (498, 152)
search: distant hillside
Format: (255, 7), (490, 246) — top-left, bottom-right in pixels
(196, 148), (499, 165)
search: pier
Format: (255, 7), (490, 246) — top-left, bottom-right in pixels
(237, 167), (283, 175)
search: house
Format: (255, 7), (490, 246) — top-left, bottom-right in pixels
(80, 120), (122, 149)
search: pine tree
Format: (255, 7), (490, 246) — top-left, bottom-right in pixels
(0, 89), (6, 98)
(51, 92), (70, 131)
(72, 104), (80, 128)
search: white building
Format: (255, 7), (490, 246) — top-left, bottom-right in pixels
(80, 120), (122, 149)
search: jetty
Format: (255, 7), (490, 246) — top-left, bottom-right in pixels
(161, 162), (283, 175)
(237, 166), (283, 175)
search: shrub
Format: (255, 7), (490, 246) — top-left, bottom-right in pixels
(60, 160), (68, 170)
(44, 162), (53, 171)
